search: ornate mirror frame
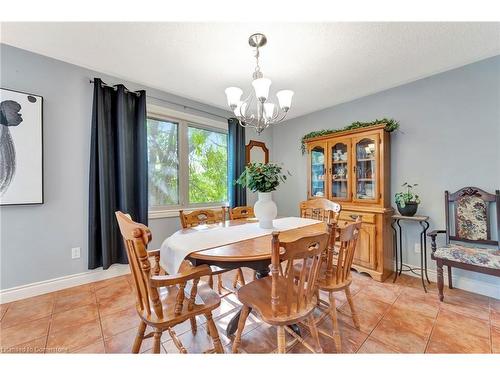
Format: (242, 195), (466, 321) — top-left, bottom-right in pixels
(245, 140), (269, 164)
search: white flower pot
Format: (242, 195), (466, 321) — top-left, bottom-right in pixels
(254, 192), (277, 229)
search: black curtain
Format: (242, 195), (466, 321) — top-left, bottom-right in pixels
(88, 78), (148, 269)
(227, 118), (247, 207)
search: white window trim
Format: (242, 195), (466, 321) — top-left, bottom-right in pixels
(147, 104), (229, 220)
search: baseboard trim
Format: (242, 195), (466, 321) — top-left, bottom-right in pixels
(0, 265), (130, 304)
(402, 263), (499, 299)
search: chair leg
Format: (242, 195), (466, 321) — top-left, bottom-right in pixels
(252, 271), (257, 281)
(237, 269), (246, 287)
(190, 317), (198, 335)
(232, 305), (251, 353)
(217, 274), (223, 294)
(345, 286), (360, 329)
(328, 292), (341, 352)
(132, 320), (147, 353)
(436, 262), (444, 302)
(307, 317), (323, 353)
(205, 312), (224, 354)
(208, 275), (214, 289)
(447, 266), (453, 289)
(277, 326), (286, 354)
(152, 329), (162, 354)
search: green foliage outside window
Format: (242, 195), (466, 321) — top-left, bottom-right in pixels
(188, 127), (228, 203)
(147, 118), (179, 207)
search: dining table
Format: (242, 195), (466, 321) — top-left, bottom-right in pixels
(159, 216), (328, 337)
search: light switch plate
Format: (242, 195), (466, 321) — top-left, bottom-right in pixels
(71, 247), (81, 259)
(414, 243), (421, 253)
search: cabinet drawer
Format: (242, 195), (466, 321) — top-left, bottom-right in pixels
(338, 210), (375, 224)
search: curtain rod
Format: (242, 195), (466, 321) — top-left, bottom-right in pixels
(89, 79), (228, 121)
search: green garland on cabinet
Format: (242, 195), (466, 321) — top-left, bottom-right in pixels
(300, 118), (399, 154)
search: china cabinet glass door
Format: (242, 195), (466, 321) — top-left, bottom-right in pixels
(353, 135), (379, 202)
(310, 144), (326, 198)
(329, 139), (351, 200)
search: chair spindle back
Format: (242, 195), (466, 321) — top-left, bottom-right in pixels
(271, 224), (332, 317)
(300, 198), (341, 224)
(325, 219), (362, 286)
(229, 206), (255, 220)
(115, 211), (164, 319)
(179, 207), (226, 228)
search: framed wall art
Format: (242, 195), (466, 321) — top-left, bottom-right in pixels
(0, 88), (43, 205)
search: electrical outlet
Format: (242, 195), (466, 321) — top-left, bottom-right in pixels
(414, 243), (421, 253)
(71, 247), (81, 259)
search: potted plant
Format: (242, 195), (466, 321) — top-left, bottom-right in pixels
(236, 162), (289, 228)
(395, 182), (421, 216)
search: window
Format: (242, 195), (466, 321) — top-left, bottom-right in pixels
(188, 126), (228, 204)
(147, 118), (179, 207)
(146, 106), (228, 215)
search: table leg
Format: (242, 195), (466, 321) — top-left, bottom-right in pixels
(396, 219), (403, 276)
(421, 220), (431, 284)
(391, 220), (398, 283)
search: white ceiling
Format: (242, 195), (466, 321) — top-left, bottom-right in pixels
(2, 22), (500, 119)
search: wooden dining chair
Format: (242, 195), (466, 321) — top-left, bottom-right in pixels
(232, 225), (333, 354)
(179, 207), (235, 294)
(229, 206), (256, 288)
(299, 198), (341, 223)
(115, 211), (224, 354)
(309, 219), (362, 352)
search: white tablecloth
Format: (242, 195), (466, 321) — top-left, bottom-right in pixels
(159, 217), (322, 275)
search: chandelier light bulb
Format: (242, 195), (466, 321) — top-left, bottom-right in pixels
(276, 90), (294, 111)
(225, 87), (243, 109)
(264, 102), (275, 120)
(252, 78), (272, 102)
(233, 101), (247, 117)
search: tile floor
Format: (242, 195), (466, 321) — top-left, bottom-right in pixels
(1, 270), (498, 354)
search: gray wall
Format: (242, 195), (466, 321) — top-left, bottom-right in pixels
(0, 44), (272, 289)
(271, 55), (500, 297)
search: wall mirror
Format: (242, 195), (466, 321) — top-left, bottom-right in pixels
(246, 140), (269, 164)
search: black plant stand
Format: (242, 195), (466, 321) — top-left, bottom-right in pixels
(391, 214), (431, 292)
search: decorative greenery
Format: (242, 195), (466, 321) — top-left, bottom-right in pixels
(300, 118), (399, 154)
(395, 182), (421, 208)
(236, 162), (290, 193)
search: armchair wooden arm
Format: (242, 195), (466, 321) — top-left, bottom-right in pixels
(427, 230), (446, 252)
(149, 264), (212, 288)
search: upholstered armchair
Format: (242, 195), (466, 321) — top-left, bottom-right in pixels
(428, 187), (499, 301)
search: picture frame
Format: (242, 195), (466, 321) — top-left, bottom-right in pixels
(0, 87), (44, 205)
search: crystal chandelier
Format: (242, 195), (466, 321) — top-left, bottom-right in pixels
(225, 33), (294, 134)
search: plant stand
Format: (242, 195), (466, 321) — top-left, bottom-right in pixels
(391, 214), (431, 292)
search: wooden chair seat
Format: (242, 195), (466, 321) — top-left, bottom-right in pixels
(139, 282), (220, 327)
(237, 276), (318, 326)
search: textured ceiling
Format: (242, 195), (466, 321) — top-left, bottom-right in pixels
(2, 22), (499, 119)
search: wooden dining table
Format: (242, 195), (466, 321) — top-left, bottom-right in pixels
(183, 218), (328, 336)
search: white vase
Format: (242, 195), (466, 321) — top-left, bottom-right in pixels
(254, 192), (278, 229)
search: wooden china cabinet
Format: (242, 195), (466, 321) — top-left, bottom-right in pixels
(305, 124), (394, 281)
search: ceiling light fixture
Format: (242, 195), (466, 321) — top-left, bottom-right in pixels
(225, 33), (294, 134)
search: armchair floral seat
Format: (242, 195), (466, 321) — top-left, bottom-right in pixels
(429, 187), (500, 301)
(433, 244), (500, 269)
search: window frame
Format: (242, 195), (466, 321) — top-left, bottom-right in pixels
(147, 104), (228, 219)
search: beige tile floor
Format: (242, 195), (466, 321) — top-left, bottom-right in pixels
(1, 269), (498, 354)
